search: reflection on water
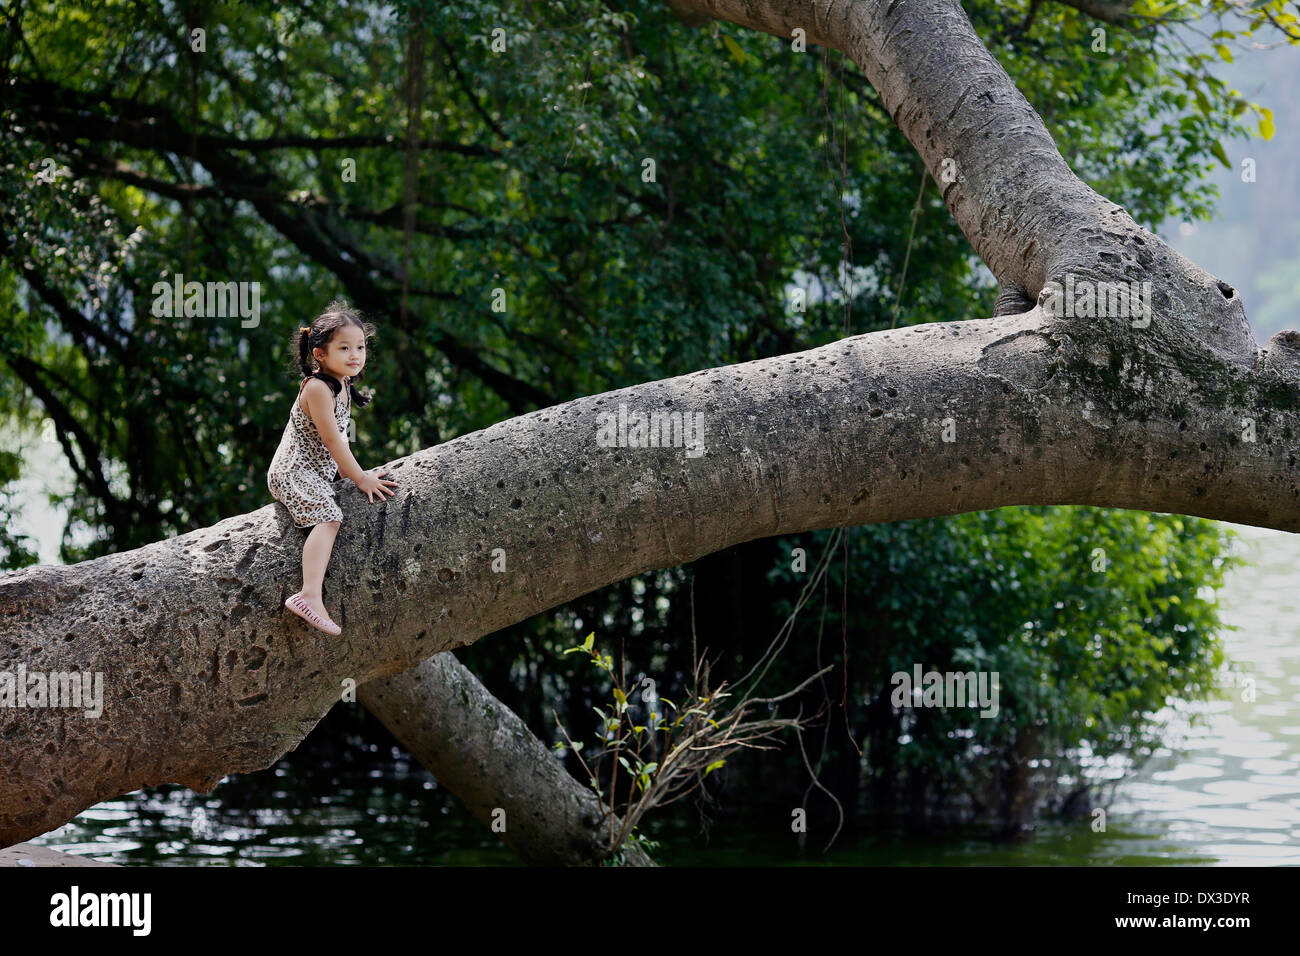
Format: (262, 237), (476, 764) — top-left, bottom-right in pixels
(1103, 524), (1300, 865)
(26, 524), (1300, 865)
(30, 744), (522, 866)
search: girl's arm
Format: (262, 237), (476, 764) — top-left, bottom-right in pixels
(302, 379), (368, 484)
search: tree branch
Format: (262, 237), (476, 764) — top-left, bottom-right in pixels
(10, 76), (556, 413)
(1054, 0), (1136, 24)
(5, 297), (1300, 844)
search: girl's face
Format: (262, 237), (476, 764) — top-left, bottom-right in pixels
(313, 324), (367, 380)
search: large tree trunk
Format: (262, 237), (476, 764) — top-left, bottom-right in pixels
(359, 653), (656, 865)
(3, 0), (1296, 846)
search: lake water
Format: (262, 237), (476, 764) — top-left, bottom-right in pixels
(22, 522), (1300, 865)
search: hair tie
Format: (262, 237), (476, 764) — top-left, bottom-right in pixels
(299, 326), (311, 333)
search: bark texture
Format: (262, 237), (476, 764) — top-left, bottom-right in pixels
(360, 653), (656, 865)
(5, 305), (1298, 844)
(3, 0), (1298, 848)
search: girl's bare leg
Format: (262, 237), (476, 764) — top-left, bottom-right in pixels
(300, 520), (341, 618)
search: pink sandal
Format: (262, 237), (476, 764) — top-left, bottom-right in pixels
(285, 592), (342, 635)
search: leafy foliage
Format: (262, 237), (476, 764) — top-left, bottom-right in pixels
(0, 0), (1255, 834)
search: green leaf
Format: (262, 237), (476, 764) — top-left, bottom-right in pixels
(1209, 141), (1230, 169)
(704, 759), (726, 777)
(722, 34), (745, 65)
(1214, 43), (1233, 63)
(1259, 107), (1276, 141)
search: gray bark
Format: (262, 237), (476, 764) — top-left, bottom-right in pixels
(360, 653), (656, 865)
(3, 0), (1297, 847)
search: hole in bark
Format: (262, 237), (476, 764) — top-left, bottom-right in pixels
(1216, 281), (1235, 299)
(510, 498), (522, 508)
(870, 409), (883, 418)
(887, 387), (898, 397)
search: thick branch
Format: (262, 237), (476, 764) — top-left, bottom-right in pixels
(4, 299), (1300, 844)
(671, 0), (1252, 359)
(360, 653), (656, 866)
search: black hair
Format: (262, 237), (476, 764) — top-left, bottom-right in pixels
(292, 298), (376, 408)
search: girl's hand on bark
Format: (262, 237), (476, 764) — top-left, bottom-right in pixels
(357, 467), (399, 503)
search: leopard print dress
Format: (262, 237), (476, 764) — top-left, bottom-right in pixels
(267, 375), (352, 528)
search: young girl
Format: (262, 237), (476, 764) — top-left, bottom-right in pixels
(267, 300), (399, 635)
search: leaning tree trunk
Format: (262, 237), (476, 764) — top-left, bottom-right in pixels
(360, 653), (656, 865)
(4, 0), (1299, 846)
